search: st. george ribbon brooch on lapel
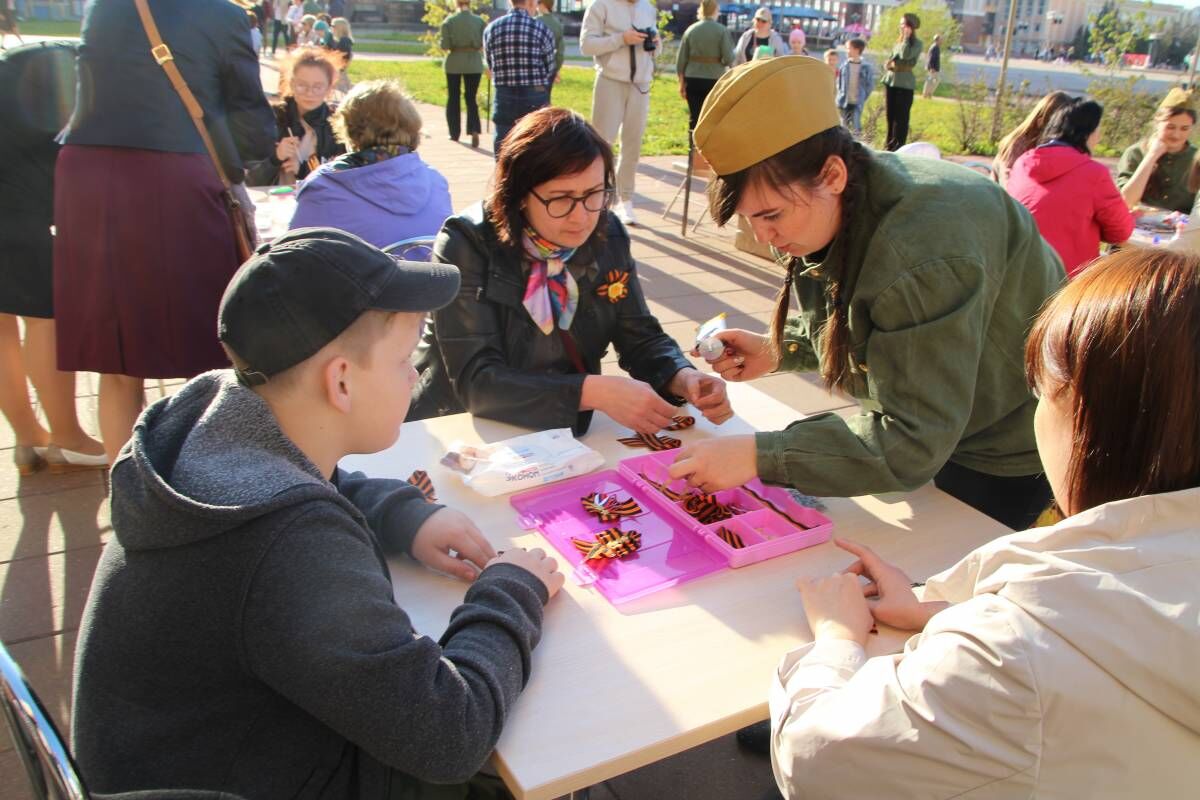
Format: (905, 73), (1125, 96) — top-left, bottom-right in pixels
(595, 270), (631, 303)
(581, 491), (643, 522)
(571, 528), (643, 561)
(406, 470), (437, 502)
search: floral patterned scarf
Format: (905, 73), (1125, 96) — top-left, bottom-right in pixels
(521, 226), (579, 335)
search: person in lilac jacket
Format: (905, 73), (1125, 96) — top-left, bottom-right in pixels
(1007, 98), (1133, 278)
(289, 79), (453, 250)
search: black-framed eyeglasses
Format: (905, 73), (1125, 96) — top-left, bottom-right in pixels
(529, 187), (612, 219)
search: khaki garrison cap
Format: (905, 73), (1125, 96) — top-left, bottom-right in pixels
(693, 56), (842, 176)
(1160, 87), (1195, 111)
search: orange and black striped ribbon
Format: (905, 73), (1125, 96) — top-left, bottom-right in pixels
(682, 492), (733, 524)
(581, 493), (643, 521)
(716, 526), (745, 549)
(665, 415), (695, 431)
(571, 528), (643, 561)
(617, 432), (682, 451)
(406, 470), (437, 503)
(640, 472), (686, 501)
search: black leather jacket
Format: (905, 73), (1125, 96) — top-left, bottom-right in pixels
(409, 203), (692, 433)
(245, 98), (344, 185)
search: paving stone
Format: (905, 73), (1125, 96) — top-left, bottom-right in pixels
(0, 483), (110, 564)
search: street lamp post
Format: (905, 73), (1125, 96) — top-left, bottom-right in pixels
(990, 0), (1019, 142)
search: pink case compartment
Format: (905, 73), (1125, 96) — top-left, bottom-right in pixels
(510, 451), (833, 604)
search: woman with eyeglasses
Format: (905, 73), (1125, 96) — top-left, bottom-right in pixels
(247, 47), (345, 186)
(408, 107), (733, 434)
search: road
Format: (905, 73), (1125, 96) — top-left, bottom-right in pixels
(14, 32), (1189, 97)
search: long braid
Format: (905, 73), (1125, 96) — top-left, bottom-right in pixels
(768, 258), (797, 361)
(819, 141), (868, 391)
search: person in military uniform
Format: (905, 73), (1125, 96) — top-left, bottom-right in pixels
(668, 56), (1066, 533)
(440, 0), (487, 147)
(676, 0), (734, 132)
(536, 0), (564, 103)
(880, 12), (922, 151)
(1117, 87), (1199, 214)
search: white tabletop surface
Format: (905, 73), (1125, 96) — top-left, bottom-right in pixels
(341, 381), (1011, 800)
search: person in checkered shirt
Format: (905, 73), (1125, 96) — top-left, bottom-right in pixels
(483, 0), (555, 156)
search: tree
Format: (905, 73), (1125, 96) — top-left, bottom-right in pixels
(421, 0), (493, 60)
(868, 0), (961, 86)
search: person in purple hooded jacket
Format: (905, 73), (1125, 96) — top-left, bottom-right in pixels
(289, 79), (453, 249)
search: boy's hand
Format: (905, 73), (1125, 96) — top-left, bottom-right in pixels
(412, 508), (497, 582)
(489, 548), (565, 600)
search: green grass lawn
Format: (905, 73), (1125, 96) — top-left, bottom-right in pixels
(349, 59), (691, 156)
(347, 58), (985, 157)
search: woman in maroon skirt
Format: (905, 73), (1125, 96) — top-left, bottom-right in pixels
(55, 0), (274, 463)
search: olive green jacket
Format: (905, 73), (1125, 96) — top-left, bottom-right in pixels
(538, 11), (565, 74)
(756, 153), (1065, 497)
(440, 10), (486, 75)
(881, 35), (922, 90)
(676, 19), (734, 80)
(1116, 141), (1197, 214)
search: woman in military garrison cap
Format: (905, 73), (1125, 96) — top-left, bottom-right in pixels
(1117, 87), (1200, 214)
(667, 55), (1066, 531)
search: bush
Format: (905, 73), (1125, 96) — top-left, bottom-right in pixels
(1086, 72), (1159, 157)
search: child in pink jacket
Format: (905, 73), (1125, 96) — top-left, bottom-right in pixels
(1007, 98), (1133, 277)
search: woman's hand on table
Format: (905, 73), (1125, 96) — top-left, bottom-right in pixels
(489, 547), (565, 600)
(836, 538), (950, 631)
(796, 573), (873, 647)
(669, 368), (734, 425)
(411, 507), (497, 581)
(700, 329), (779, 382)
(582, 375), (679, 433)
(668, 435), (757, 492)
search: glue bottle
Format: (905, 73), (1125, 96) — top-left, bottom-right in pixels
(694, 312), (727, 362)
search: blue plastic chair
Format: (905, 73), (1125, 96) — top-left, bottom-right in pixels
(382, 236), (438, 263)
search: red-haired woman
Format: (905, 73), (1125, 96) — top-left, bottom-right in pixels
(247, 47), (345, 186)
(769, 246), (1200, 798)
(410, 107), (732, 434)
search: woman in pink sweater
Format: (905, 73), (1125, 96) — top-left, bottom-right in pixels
(1007, 98), (1133, 278)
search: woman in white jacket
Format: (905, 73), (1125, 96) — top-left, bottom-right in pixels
(772, 245), (1200, 799)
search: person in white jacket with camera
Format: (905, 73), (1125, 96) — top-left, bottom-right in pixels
(772, 245), (1200, 799)
(580, 0), (658, 226)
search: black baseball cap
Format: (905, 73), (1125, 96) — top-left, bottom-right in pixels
(218, 227), (460, 386)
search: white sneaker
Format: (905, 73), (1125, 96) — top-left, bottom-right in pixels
(614, 200), (638, 227)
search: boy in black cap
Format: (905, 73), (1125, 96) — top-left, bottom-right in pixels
(72, 228), (563, 798)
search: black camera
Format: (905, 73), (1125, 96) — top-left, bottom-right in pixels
(633, 26), (657, 51)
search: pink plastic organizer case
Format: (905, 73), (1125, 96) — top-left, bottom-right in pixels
(510, 451), (832, 605)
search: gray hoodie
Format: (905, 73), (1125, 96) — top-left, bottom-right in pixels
(72, 371), (548, 798)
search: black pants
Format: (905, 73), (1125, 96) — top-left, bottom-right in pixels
(446, 72), (482, 141)
(270, 19), (289, 54)
(684, 77), (719, 131)
(884, 85), (914, 151)
(933, 460), (1054, 531)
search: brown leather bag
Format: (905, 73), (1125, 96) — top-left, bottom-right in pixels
(133, 0), (256, 263)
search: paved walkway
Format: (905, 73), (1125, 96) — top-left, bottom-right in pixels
(0, 81), (856, 798)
